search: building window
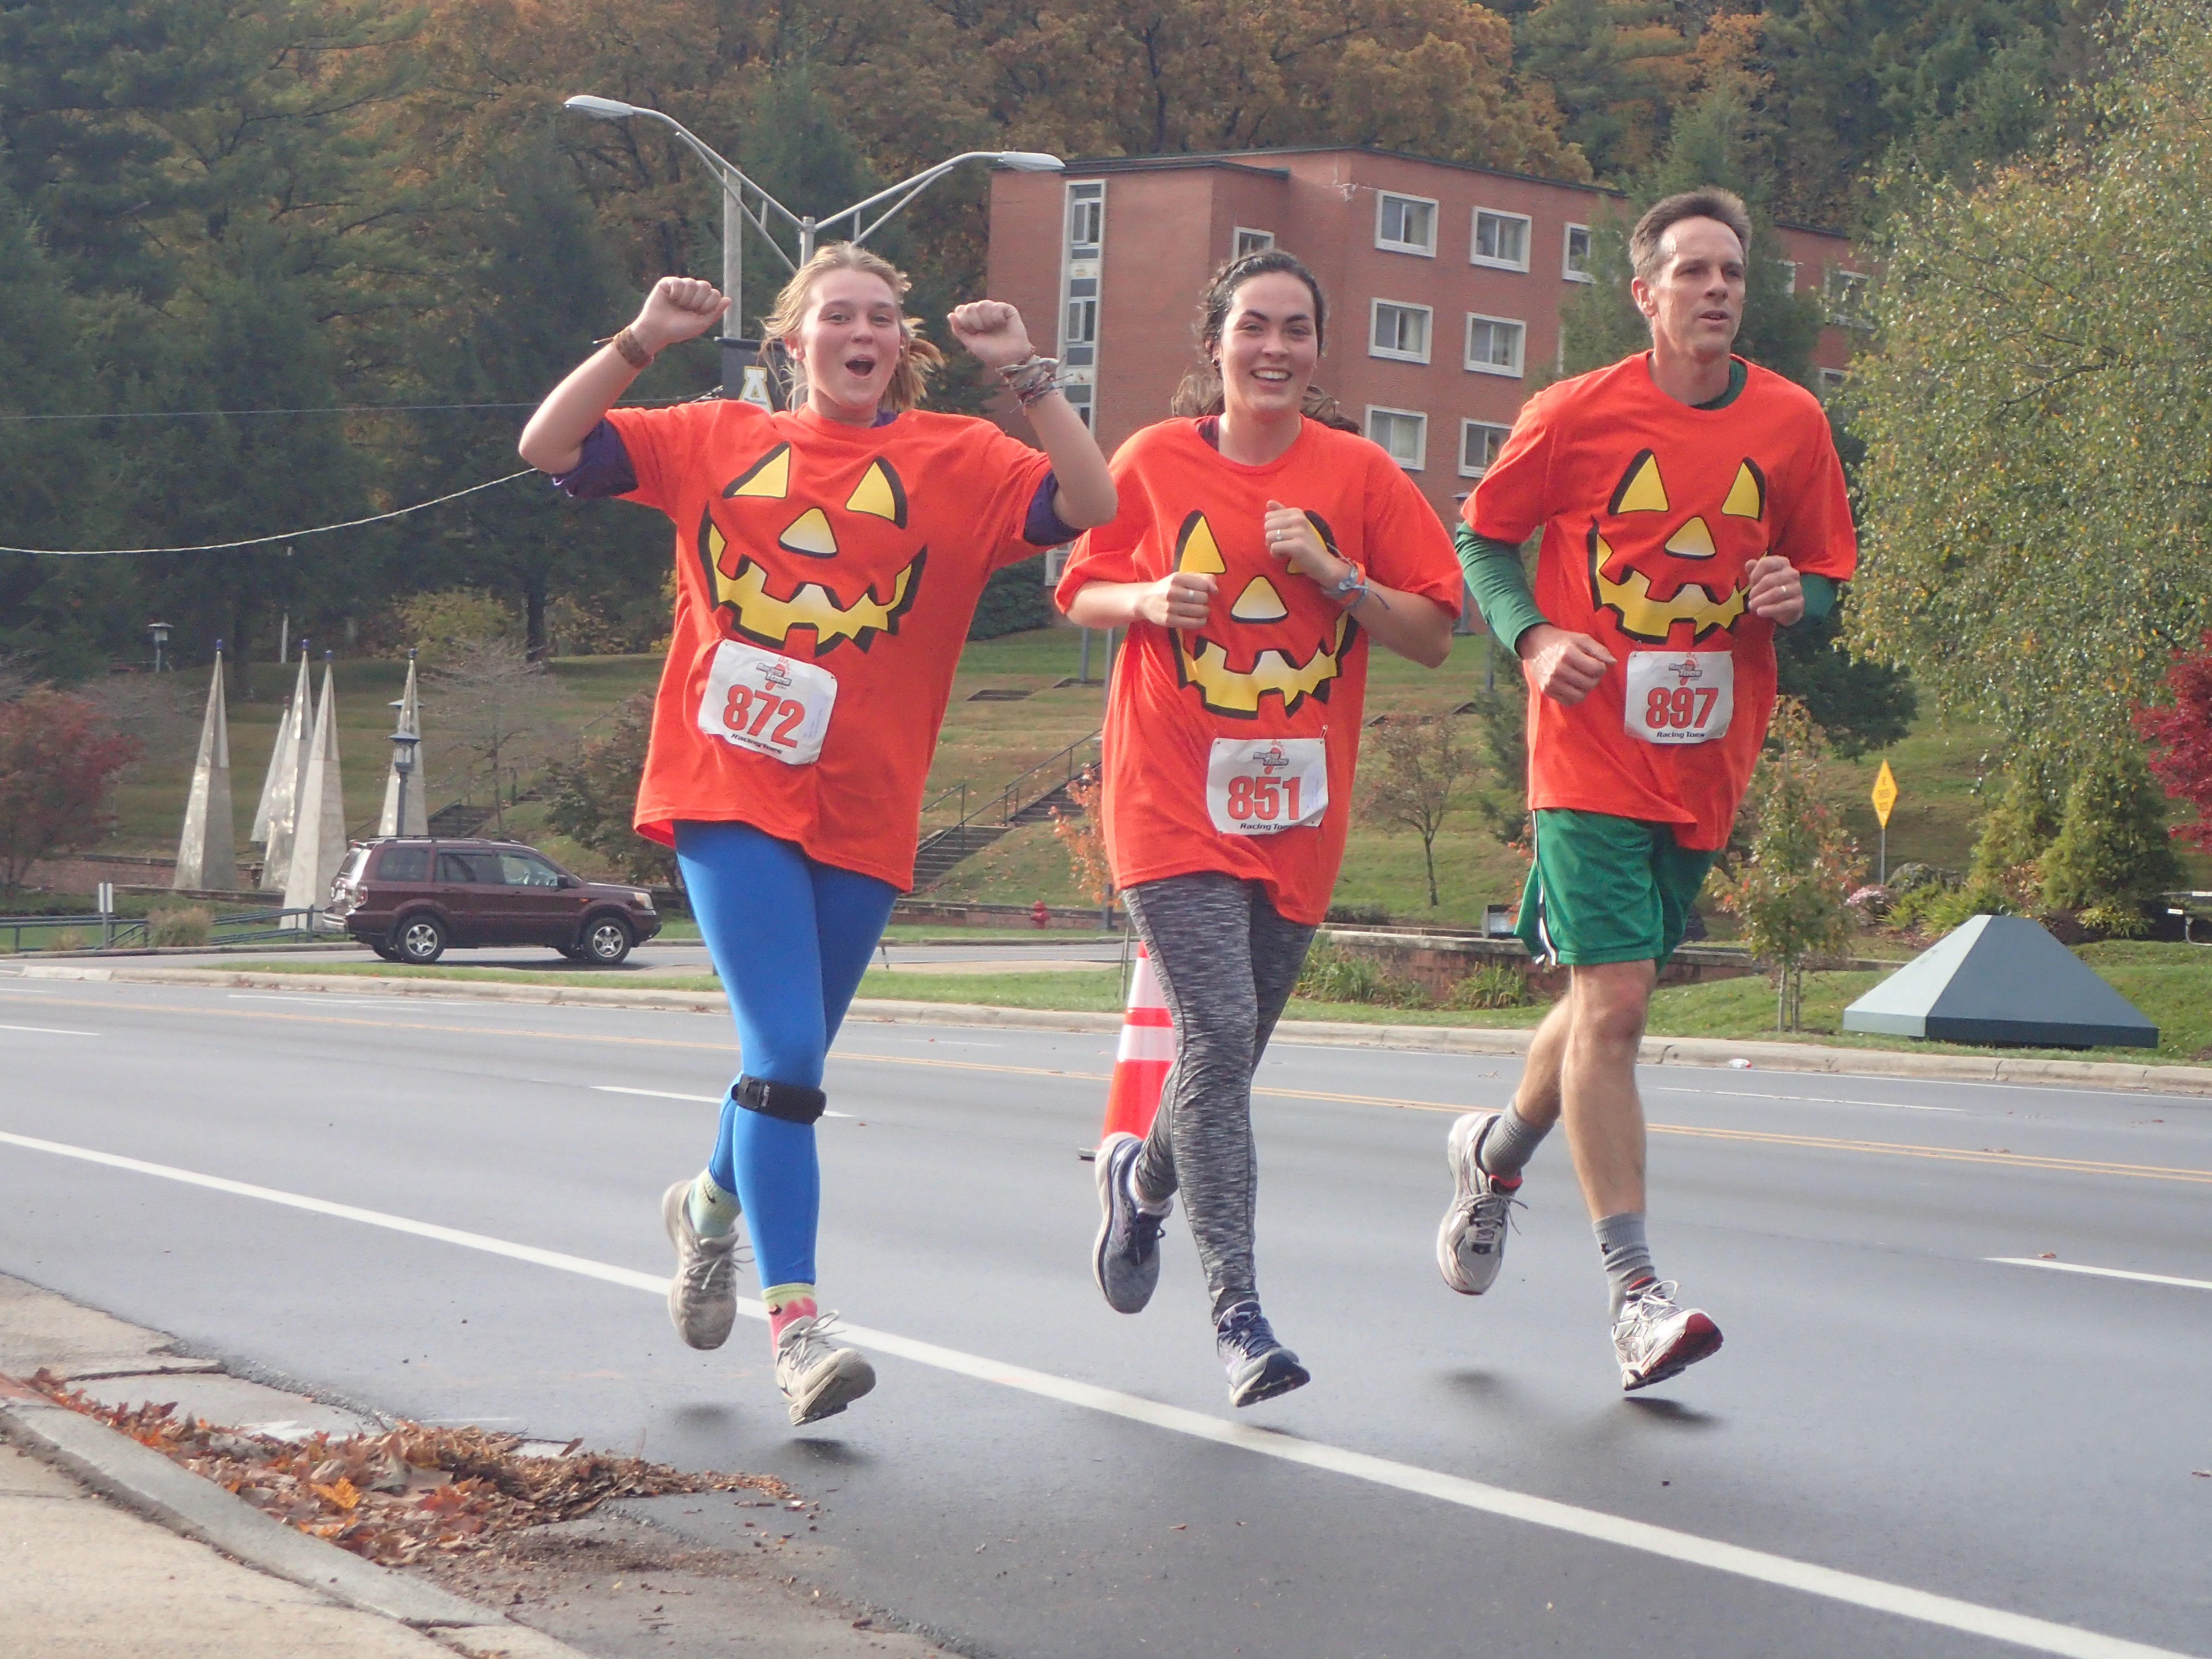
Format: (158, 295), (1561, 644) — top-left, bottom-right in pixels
(1817, 367), (1848, 398)
(1065, 296), (1097, 347)
(1460, 420), (1511, 478)
(1365, 407), (1428, 470)
(1234, 227), (1274, 258)
(1069, 194), (1103, 252)
(1472, 209), (1531, 271)
(1774, 258), (1800, 291)
(1057, 181), (1106, 431)
(1563, 223), (1593, 282)
(1827, 268), (1872, 328)
(1370, 300), (1432, 364)
(1465, 314), (1526, 377)
(1375, 192), (1438, 255)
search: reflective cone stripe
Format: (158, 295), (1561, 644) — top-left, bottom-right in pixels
(1100, 942), (1173, 1141)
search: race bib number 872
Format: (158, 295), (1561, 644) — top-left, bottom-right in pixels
(1206, 738), (1328, 836)
(1623, 649), (1733, 746)
(697, 637), (837, 765)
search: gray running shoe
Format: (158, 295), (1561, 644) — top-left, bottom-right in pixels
(661, 1179), (740, 1350)
(776, 1311), (877, 1427)
(1436, 1112), (1523, 1295)
(1215, 1300), (1310, 1407)
(1611, 1280), (1723, 1392)
(1092, 1130), (1170, 1314)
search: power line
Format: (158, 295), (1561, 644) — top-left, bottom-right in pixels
(0, 395), (698, 422)
(0, 469), (538, 556)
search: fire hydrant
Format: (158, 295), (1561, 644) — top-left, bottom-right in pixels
(1031, 899), (1051, 930)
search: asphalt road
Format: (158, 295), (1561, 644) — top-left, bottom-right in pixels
(0, 974), (2205, 1659)
(138, 935), (1130, 975)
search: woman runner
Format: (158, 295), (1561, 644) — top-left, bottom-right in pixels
(519, 248), (1113, 1425)
(1057, 250), (1462, 1405)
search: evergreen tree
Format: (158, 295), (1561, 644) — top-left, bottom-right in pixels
(2040, 752), (2183, 912)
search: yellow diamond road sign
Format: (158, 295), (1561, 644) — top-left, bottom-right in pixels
(1871, 761), (1899, 828)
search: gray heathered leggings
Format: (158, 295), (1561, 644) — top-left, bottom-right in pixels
(1123, 872), (1317, 1322)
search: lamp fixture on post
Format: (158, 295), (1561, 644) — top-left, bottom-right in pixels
(562, 94), (1061, 403)
(148, 620), (172, 673)
(388, 727), (421, 846)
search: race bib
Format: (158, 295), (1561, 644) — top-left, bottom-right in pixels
(697, 637), (837, 765)
(1624, 649), (1733, 745)
(1206, 738), (1328, 836)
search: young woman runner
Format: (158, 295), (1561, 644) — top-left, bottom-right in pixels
(519, 247), (1113, 1426)
(1057, 250), (1462, 1405)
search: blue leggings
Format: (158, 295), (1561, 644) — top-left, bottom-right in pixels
(673, 820), (897, 1292)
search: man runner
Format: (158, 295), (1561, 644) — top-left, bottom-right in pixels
(1434, 188), (1857, 1390)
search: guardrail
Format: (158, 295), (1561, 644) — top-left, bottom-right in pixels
(0, 907), (333, 953)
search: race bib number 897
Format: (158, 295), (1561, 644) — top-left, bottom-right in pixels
(1206, 738), (1328, 836)
(1623, 649), (1733, 746)
(697, 637), (837, 765)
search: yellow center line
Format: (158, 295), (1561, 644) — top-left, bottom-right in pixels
(17, 991), (2210, 1184)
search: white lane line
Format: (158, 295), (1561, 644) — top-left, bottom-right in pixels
(0, 1129), (2186, 1659)
(1988, 1258), (2212, 1292)
(1648, 1087), (1962, 1115)
(591, 1084), (852, 1118)
(0, 1023), (98, 1037)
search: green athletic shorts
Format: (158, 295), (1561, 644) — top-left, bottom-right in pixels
(1515, 808), (1718, 966)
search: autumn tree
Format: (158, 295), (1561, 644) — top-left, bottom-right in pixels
(2136, 629), (2212, 854)
(1358, 712), (1490, 908)
(426, 639), (554, 830)
(0, 691), (144, 894)
(542, 692), (678, 885)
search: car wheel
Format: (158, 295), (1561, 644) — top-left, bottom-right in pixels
(371, 941), (404, 963)
(396, 914), (447, 965)
(580, 914), (633, 966)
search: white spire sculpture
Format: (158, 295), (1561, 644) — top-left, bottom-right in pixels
(251, 648), (296, 844)
(283, 654), (348, 917)
(173, 645), (237, 891)
(378, 649), (428, 836)
(259, 647), (315, 890)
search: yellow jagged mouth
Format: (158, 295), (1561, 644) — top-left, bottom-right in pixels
(699, 514), (923, 654)
(1589, 530), (1745, 643)
(1175, 612), (1352, 718)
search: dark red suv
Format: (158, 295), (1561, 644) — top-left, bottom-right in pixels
(327, 838), (661, 966)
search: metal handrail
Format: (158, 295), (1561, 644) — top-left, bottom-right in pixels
(962, 730), (1102, 830)
(918, 780), (971, 820)
(0, 906), (332, 953)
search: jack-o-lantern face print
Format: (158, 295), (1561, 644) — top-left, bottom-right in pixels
(1586, 448), (1766, 644)
(1170, 509), (1353, 718)
(695, 442), (926, 656)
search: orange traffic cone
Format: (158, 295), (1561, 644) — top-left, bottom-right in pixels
(1099, 941), (1172, 1141)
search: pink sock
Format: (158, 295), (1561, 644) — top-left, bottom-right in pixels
(766, 1292), (817, 1346)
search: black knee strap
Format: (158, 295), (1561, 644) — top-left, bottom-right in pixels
(735, 1074), (827, 1125)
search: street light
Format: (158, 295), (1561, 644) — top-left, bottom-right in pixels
(562, 94), (1061, 400)
(388, 727), (420, 844)
(147, 620), (172, 673)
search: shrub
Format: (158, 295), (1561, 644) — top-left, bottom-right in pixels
(45, 927), (85, 951)
(1846, 883), (1893, 918)
(1890, 880), (2005, 935)
(2040, 752), (2184, 911)
(1885, 862), (1946, 895)
(1444, 963), (1534, 1010)
(1296, 938), (1429, 1008)
(147, 907), (211, 947)
(2076, 902), (2152, 940)
(1323, 902), (1392, 926)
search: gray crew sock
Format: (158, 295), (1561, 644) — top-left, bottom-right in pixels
(1592, 1212), (1656, 1316)
(1477, 1104), (1550, 1181)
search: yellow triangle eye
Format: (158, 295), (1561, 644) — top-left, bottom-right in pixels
(1722, 459), (1765, 519)
(1664, 516), (1717, 559)
(778, 507), (838, 557)
(724, 444), (792, 500)
(845, 458), (908, 526)
(1609, 450), (1669, 514)
(1230, 577), (1288, 621)
(1175, 512), (1227, 574)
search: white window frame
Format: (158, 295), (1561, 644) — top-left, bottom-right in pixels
(1365, 406), (1428, 471)
(1369, 299), (1433, 365)
(1374, 192), (1438, 256)
(1827, 268), (1872, 328)
(1562, 223), (1594, 282)
(1817, 366), (1849, 398)
(1471, 208), (1532, 272)
(1056, 180), (1106, 431)
(1463, 313), (1526, 378)
(1774, 258), (1800, 291)
(1459, 419), (1512, 479)
(1064, 295), (1097, 347)
(1233, 227), (1274, 258)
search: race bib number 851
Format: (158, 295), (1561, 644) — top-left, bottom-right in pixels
(697, 637), (837, 765)
(1206, 738), (1328, 836)
(1623, 649), (1733, 746)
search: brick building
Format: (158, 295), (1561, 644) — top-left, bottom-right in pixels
(986, 146), (1863, 528)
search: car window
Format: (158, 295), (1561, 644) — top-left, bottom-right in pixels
(378, 845), (429, 882)
(499, 853), (564, 888)
(435, 851), (482, 883)
(338, 846), (370, 883)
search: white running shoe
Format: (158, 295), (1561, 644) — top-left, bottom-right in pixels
(776, 1311), (877, 1427)
(661, 1179), (740, 1350)
(1611, 1280), (1723, 1392)
(1436, 1112), (1523, 1295)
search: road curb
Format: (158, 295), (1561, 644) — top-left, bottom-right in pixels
(0, 1385), (591, 1655)
(31, 962), (2212, 1097)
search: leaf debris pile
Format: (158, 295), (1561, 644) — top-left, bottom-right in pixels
(29, 1369), (793, 1565)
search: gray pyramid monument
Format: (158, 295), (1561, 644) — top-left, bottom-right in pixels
(378, 650), (428, 837)
(259, 648), (314, 889)
(173, 646), (236, 890)
(1840, 914), (2157, 1048)
(283, 655), (348, 916)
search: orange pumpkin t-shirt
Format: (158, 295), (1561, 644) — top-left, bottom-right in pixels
(1057, 418), (1462, 926)
(608, 398), (1053, 888)
(1467, 354), (1857, 849)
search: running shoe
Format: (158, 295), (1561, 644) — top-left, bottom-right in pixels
(1092, 1130), (1170, 1314)
(661, 1179), (740, 1350)
(1436, 1111), (1524, 1295)
(1611, 1280), (1723, 1392)
(776, 1310), (877, 1427)
(1215, 1300), (1310, 1407)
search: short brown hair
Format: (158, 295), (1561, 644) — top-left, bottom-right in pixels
(761, 242), (947, 413)
(1629, 189), (1752, 281)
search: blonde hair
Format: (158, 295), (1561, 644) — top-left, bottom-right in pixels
(761, 243), (946, 413)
